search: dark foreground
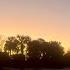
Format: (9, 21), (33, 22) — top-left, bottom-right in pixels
(1, 68), (70, 70)
(0, 52), (70, 70)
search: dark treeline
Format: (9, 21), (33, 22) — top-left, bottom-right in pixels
(0, 35), (70, 68)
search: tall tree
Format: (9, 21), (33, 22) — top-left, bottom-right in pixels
(4, 36), (19, 55)
(44, 41), (64, 63)
(27, 39), (47, 60)
(17, 35), (31, 55)
(27, 40), (41, 59)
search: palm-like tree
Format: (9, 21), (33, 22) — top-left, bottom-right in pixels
(17, 35), (31, 55)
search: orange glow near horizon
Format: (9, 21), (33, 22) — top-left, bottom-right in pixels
(0, 0), (70, 52)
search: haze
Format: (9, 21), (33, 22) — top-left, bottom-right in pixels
(0, 0), (70, 51)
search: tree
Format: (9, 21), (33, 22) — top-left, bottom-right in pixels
(27, 40), (41, 59)
(64, 50), (70, 66)
(4, 36), (19, 55)
(48, 41), (64, 58)
(44, 41), (64, 67)
(38, 38), (45, 43)
(27, 38), (48, 60)
(17, 35), (31, 55)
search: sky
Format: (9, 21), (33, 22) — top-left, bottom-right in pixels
(0, 0), (70, 52)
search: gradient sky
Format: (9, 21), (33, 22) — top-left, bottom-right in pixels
(0, 0), (70, 51)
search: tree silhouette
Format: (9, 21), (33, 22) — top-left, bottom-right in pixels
(27, 40), (41, 60)
(4, 36), (19, 55)
(27, 38), (48, 60)
(45, 41), (64, 67)
(48, 41), (64, 58)
(1, 35), (66, 68)
(17, 35), (31, 55)
(64, 50), (70, 66)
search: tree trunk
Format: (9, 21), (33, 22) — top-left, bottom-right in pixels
(10, 50), (11, 56)
(21, 44), (23, 55)
(17, 50), (19, 54)
(16, 48), (19, 54)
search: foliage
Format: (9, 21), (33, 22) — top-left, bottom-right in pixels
(0, 35), (70, 68)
